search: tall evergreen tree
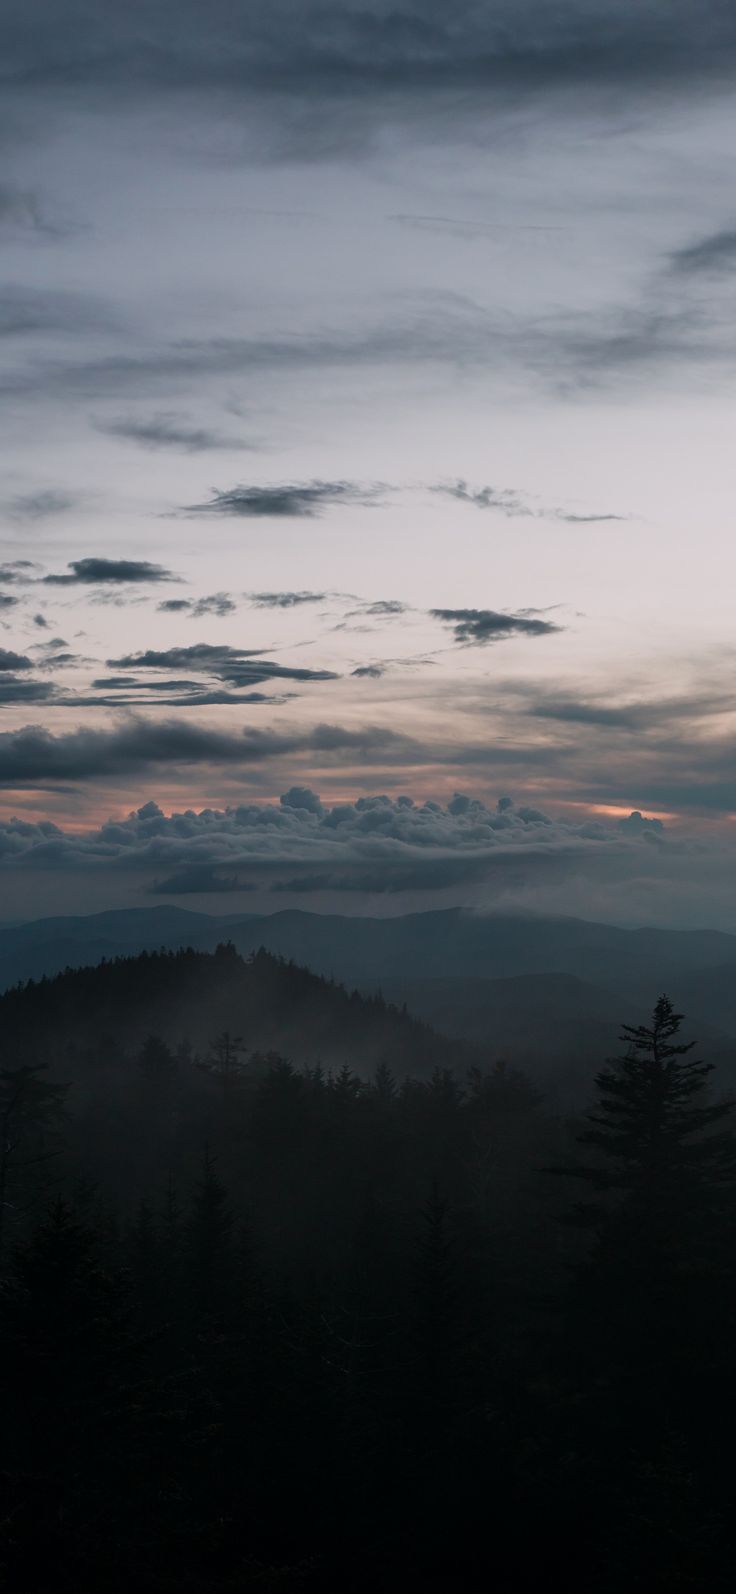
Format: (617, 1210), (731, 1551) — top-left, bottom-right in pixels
(0, 1200), (138, 1589)
(0, 1062), (68, 1257)
(548, 999), (736, 1589)
(559, 996), (736, 1250)
(187, 1146), (234, 1325)
(202, 1031), (247, 1088)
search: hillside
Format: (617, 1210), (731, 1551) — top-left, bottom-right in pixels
(0, 941), (468, 1082)
(2, 905), (736, 1003)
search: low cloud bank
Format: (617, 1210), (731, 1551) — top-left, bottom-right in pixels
(0, 789), (664, 894)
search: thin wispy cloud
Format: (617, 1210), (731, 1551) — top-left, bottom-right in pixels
(0, 562), (38, 585)
(108, 642), (340, 687)
(183, 481), (381, 518)
(246, 591), (330, 608)
(669, 229), (736, 275)
(4, 489), (77, 522)
(435, 480), (626, 524)
(97, 412), (252, 452)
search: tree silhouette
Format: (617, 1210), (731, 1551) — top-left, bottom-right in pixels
(548, 997), (736, 1588)
(187, 1146), (234, 1326)
(137, 1033), (176, 1082)
(559, 996), (736, 1237)
(0, 1062), (68, 1256)
(202, 1030), (247, 1087)
(0, 1199), (137, 1587)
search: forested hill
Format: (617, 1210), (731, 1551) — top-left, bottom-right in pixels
(0, 941), (469, 1081)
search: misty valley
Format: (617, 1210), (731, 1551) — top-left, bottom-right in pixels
(2, 916), (736, 1590)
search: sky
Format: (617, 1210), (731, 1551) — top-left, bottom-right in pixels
(2, 0), (736, 925)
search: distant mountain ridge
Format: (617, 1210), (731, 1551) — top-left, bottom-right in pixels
(3, 913), (736, 1099)
(2, 903), (736, 1002)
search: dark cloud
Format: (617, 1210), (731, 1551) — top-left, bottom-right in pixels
(101, 692), (285, 707)
(0, 717), (415, 787)
(669, 230), (736, 275)
(148, 865), (252, 895)
(431, 608), (561, 645)
(108, 643), (339, 687)
(32, 613), (49, 628)
(0, 562), (38, 584)
(435, 480), (625, 524)
(247, 591), (329, 608)
(109, 645), (264, 668)
(97, 412), (250, 452)
(156, 594), (236, 617)
(352, 664), (385, 678)
(281, 786), (324, 815)
(44, 558), (177, 586)
(3, 2), (736, 116)
(0, 787), (668, 907)
(556, 512), (625, 525)
(183, 481), (379, 518)
(619, 810), (665, 838)
(92, 677), (139, 689)
(85, 676), (284, 707)
(0, 677), (59, 706)
(35, 652), (79, 669)
(192, 593), (237, 618)
(0, 595), (18, 610)
(0, 649), (32, 672)
(0, 720), (260, 783)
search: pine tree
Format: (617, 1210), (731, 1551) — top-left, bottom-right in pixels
(552, 997), (736, 1439)
(409, 1181), (461, 1410)
(202, 1031), (247, 1088)
(0, 1062), (68, 1257)
(187, 1146), (234, 1325)
(137, 1033), (175, 1082)
(549, 999), (736, 1590)
(373, 1060), (397, 1104)
(0, 1200), (136, 1586)
(560, 996), (736, 1249)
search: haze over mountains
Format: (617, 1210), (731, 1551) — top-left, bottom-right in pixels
(0, 943), (464, 1086)
(4, 905), (736, 1093)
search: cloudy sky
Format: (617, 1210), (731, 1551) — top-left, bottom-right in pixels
(1, 1), (736, 924)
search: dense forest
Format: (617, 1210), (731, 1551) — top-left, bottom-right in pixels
(2, 947), (736, 1590)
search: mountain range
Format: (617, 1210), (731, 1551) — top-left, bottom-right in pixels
(3, 905), (736, 1094)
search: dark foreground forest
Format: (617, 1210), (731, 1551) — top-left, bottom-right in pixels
(2, 945), (736, 1591)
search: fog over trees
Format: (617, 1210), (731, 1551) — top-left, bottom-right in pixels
(1, 948), (735, 1590)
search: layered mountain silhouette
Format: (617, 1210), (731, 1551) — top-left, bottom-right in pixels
(3, 906), (736, 1096)
(2, 904), (735, 990)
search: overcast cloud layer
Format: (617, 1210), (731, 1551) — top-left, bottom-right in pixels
(0, 2), (733, 923)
